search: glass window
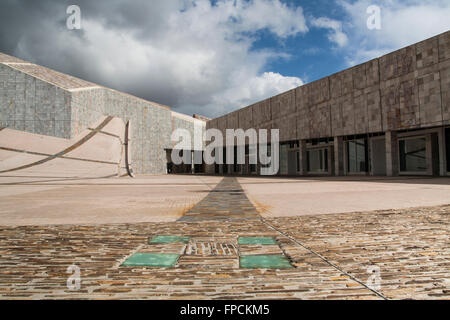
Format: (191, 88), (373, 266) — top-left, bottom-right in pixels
(307, 148), (328, 173)
(296, 151), (300, 172)
(446, 128), (450, 172)
(347, 139), (368, 173)
(234, 146), (238, 173)
(399, 137), (427, 172)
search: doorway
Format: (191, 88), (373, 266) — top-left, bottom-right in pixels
(371, 137), (386, 176)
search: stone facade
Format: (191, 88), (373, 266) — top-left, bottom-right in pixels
(206, 30), (450, 177)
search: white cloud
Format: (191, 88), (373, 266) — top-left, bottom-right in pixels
(311, 17), (349, 48)
(209, 72), (303, 116)
(14, 0), (307, 118)
(337, 0), (450, 65)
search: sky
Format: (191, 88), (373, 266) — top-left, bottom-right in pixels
(0, 0), (449, 118)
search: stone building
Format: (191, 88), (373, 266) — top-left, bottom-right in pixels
(0, 52), (206, 175)
(1, 30), (450, 177)
(206, 30), (450, 177)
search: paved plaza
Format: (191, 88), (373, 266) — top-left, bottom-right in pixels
(0, 175), (449, 299)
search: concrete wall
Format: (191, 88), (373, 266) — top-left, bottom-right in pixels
(0, 64), (72, 139)
(171, 111), (206, 151)
(206, 30), (450, 140)
(70, 88), (173, 174)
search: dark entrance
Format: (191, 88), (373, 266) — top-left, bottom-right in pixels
(446, 128), (450, 172)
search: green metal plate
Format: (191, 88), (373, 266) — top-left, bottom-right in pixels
(149, 235), (190, 244)
(238, 237), (277, 245)
(240, 255), (293, 269)
(122, 253), (180, 267)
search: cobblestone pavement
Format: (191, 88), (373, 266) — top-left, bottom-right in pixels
(0, 177), (448, 300)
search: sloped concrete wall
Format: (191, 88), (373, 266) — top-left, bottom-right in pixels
(0, 62), (193, 175)
(171, 112), (206, 151)
(70, 88), (173, 174)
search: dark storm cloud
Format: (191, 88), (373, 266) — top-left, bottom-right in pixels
(0, 0), (306, 117)
(0, 0), (185, 107)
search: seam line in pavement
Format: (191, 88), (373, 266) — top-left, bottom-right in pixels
(260, 218), (389, 300)
(113, 244), (145, 269)
(0, 146), (119, 165)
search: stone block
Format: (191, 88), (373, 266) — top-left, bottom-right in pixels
(353, 89), (368, 134)
(341, 93), (355, 135)
(366, 59), (380, 86)
(274, 115), (296, 141)
(416, 37), (439, 69)
(399, 79), (420, 128)
(353, 63), (366, 90)
(380, 45), (416, 81)
(309, 101), (331, 138)
(440, 67), (450, 121)
(272, 89), (295, 118)
(418, 71), (443, 125)
(330, 96), (344, 137)
(329, 73), (342, 98)
(309, 78), (329, 104)
(237, 106), (253, 130)
(341, 68), (354, 95)
(252, 99), (271, 124)
(438, 31), (450, 62)
(365, 87), (382, 132)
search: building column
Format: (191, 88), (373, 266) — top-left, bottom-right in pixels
(299, 140), (307, 175)
(386, 131), (399, 177)
(438, 128), (446, 176)
(334, 136), (344, 176)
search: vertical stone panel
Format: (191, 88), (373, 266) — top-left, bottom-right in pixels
(329, 73), (342, 98)
(416, 37), (439, 69)
(381, 79), (400, 131)
(440, 67), (450, 121)
(341, 69), (354, 96)
(330, 96), (343, 137)
(365, 86), (382, 132)
(353, 89), (368, 134)
(418, 71), (443, 125)
(238, 106), (253, 130)
(310, 78), (329, 104)
(310, 101), (331, 138)
(438, 31), (450, 62)
(380, 46), (416, 81)
(366, 59), (380, 87)
(353, 63), (366, 90)
(341, 93), (354, 135)
(295, 85), (310, 140)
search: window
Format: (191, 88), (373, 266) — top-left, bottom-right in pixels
(250, 164), (256, 173)
(399, 137), (427, 172)
(446, 128), (450, 172)
(296, 151), (300, 172)
(233, 146), (239, 173)
(307, 148), (328, 173)
(347, 139), (368, 173)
